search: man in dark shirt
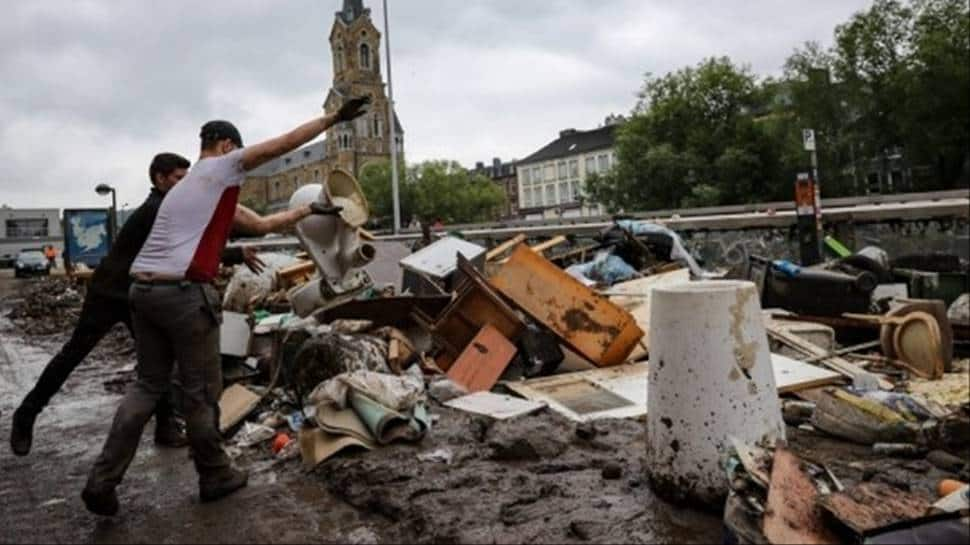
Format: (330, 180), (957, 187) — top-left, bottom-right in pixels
(10, 153), (192, 456)
(10, 153), (327, 456)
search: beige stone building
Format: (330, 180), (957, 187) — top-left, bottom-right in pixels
(240, 0), (403, 212)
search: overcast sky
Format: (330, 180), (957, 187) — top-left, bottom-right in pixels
(0, 0), (872, 210)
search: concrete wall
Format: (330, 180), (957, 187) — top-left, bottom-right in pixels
(682, 217), (970, 274)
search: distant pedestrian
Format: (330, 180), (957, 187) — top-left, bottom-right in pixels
(43, 245), (56, 269)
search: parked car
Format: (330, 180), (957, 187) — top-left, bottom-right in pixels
(14, 250), (51, 278)
(0, 253), (15, 269)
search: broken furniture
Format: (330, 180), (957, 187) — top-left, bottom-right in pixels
(412, 255), (525, 370)
(603, 267), (691, 361)
(400, 236), (486, 295)
(505, 363), (649, 423)
(287, 169), (376, 317)
(879, 298), (954, 372)
(846, 310), (946, 379)
(489, 244), (643, 367)
(446, 324), (517, 392)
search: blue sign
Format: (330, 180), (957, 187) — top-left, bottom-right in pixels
(63, 209), (111, 267)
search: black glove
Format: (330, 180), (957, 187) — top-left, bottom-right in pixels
(309, 202), (344, 216)
(335, 96), (371, 122)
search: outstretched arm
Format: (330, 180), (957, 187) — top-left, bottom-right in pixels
(232, 203), (344, 236)
(240, 96), (371, 172)
(232, 204), (309, 236)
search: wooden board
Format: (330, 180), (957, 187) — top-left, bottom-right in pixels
(486, 234), (526, 261)
(444, 392), (546, 420)
(771, 354), (843, 393)
(530, 235), (567, 255)
(606, 268), (690, 361)
(763, 448), (840, 545)
(817, 482), (932, 537)
(505, 364), (649, 423)
(765, 316), (893, 390)
(504, 356), (838, 423)
(490, 245), (643, 367)
(446, 325), (518, 392)
(218, 384), (262, 433)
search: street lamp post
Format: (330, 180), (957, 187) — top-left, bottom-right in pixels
(383, 0), (401, 234)
(95, 183), (117, 241)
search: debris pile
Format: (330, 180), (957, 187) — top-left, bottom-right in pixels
(5, 277), (83, 335)
(4, 207), (968, 543)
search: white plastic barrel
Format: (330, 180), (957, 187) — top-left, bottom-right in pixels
(647, 280), (785, 506)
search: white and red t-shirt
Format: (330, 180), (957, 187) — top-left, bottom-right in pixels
(131, 149), (245, 282)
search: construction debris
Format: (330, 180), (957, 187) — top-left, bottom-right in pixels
(6, 186), (968, 545)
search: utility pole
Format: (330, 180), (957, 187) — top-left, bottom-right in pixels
(383, 0), (401, 233)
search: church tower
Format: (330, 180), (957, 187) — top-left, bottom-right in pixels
(324, 0), (403, 176)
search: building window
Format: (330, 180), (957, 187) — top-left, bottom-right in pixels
(335, 45), (344, 72)
(372, 115), (380, 139)
(545, 185), (555, 205)
(598, 154), (609, 172)
(571, 180), (582, 201)
(585, 156), (596, 175)
(521, 168), (531, 185)
(557, 161), (567, 180)
(360, 43), (371, 70)
(532, 166), (541, 183)
(569, 159), (579, 178)
(5, 218), (48, 238)
(544, 164), (555, 181)
(558, 182), (569, 203)
(522, 188), (532, 208)
(314, 169), (320, 181)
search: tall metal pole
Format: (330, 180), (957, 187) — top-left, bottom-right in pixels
(110, 189), (117, 240)
(383, 0), (401, 233)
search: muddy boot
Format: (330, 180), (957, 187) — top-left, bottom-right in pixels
(81, 484), (119, 516)
(199, 467), (248, 503)
(154, 417), (188, 448)
(10, 406), (37, 456)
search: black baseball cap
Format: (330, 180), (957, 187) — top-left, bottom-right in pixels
(200, 120), (244, 148)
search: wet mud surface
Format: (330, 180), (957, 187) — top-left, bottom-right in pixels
(2, 275), (961, 544)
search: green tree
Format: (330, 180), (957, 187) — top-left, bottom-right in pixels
(589, 57), (785, 211)
(409, 160), (505, 224)
(783, 0), (969, 191)
(359, 160), (411, 225)
(358, 159), (506, 227)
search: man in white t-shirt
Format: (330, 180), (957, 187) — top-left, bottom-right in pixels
(82, 96), (370, 516)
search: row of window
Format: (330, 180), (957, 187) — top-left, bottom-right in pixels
(5, 218), (49, 238)
(520, 181), (584, 208)
(520, 153), (613, 186)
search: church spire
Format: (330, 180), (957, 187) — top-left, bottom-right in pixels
(339, 0), (366, 24)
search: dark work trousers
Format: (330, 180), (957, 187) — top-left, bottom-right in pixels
(88, 281), (230, 490)
(18, 291), (176, 422)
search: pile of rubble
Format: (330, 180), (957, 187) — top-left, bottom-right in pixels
(7, 210), (966, 542)
(5, 277), (84, 336)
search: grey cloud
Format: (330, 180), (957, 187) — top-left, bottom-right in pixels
(1, 0), (870, 209)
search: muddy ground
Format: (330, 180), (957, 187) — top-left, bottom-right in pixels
(1, 274), (964, 544)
